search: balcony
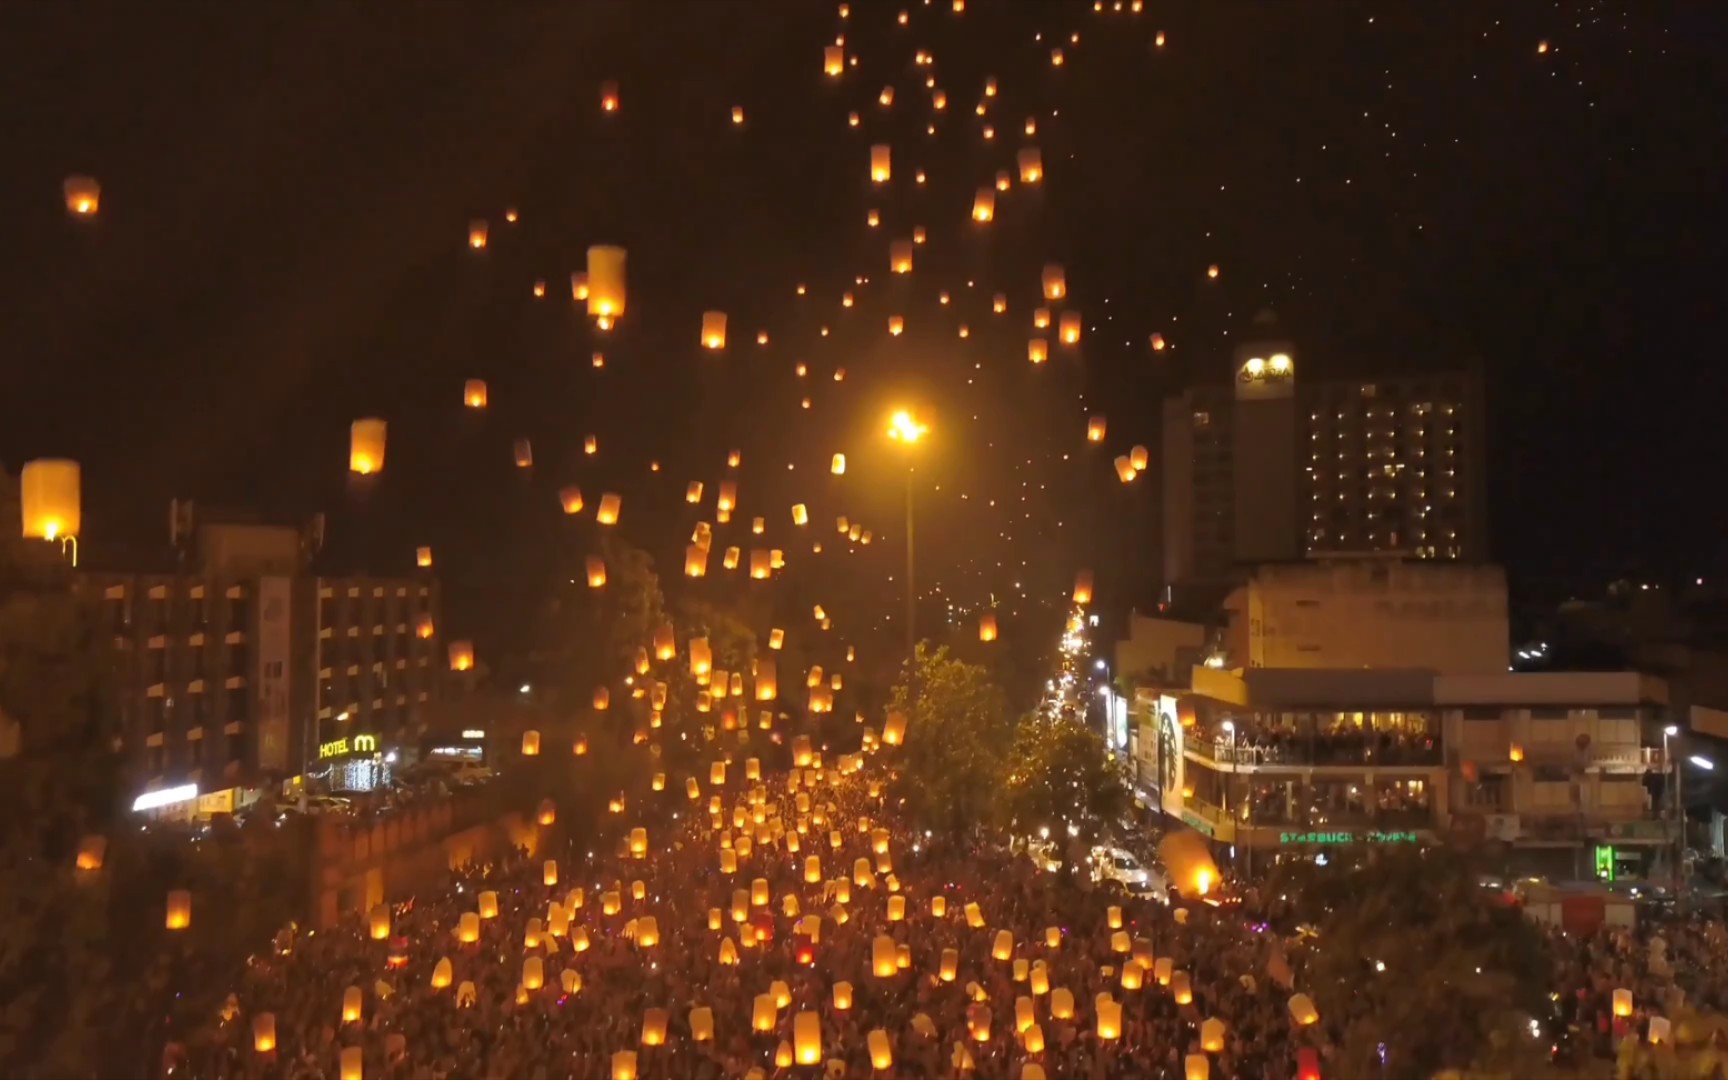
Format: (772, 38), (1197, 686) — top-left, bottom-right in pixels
(1188, 733), (1442, 769)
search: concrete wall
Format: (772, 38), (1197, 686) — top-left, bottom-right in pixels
(1224, 559), (1508, 672)
(307, 792), (542, 928)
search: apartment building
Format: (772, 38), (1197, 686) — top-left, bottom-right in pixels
(79, 513), (441, 816)
(1155, 667), (1674, 879)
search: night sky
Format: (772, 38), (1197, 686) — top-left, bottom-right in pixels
(2, 1), (1723, 664)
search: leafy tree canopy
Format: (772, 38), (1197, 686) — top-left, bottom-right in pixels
(882, 643), (1012, 837)
(1003, 715), (1129, 846)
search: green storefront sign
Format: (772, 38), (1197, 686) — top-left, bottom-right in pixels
(1181, 811), (1215, 838)
(1278, 830), (1420, 846)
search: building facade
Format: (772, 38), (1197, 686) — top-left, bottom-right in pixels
(1155, 667), (1674, 879)
(1219, 559), (1509, 673)
(80, 518), (442, 816)
(1161, 312), (1488, 601)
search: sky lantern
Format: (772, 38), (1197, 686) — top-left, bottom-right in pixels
(1042, 264), (1067, 300)
(1150, 331), (1167, 350)
(62, 175), (100, 216)
(1207, 263), (1220, 279)
(1060, 312), (1083, 345)
(586, 556), (607, 588)
(586, 245), (627, 318)
(1028, 338), (1048, 364)
(252, 1013), (277, 1053)
(600, 80), (620, 112)
(1130, 444), (1149, 471)
(165, 889), (192, 930)
(592, 686), (611, 711)
(1087, 416), (1107, 442)
(532, 279), (545, 297)
(889, 315), (905, 335)
(718, 479), (738, 511)
(570, 273), (589, 301)
(1155, 29), (1167, 47)
(596, 493), (621, 525)
(830, 453), (846, 475)
(879, 86), (894, 107)
(792, 503), (809, 526)
(1097, 998), (1122, 1039)
(731, 105), (745, 125)
(448, 640), (475, 671)
(979, 612), (998, 642)
(1073, 570), (1095, 605)
(1018, 147), (1044, 183)
(1611, 988), (1633, 1018)
(1051, 48), (1065, 66)
(891, 239), (913, 273)
(512, 438), (533, 468)
(462, 379), (488, 408)
(19, 459), (81, 542)
(1034, 307), (1051, 329)
(467, 219), (488, 249)
(973, 188), (996, 222)
(348, 419), (387, 474)
(701, 311), (728, 349)
(522, 730), (542, 757)
(722, 545), (740, 570)
(824, 45), (844, 76)
(685, 481), (704, 504)
(870, 144), (891, 183)
(611, 1051), (637, 1080)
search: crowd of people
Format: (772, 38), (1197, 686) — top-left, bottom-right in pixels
(166, 753), (1330, 1079)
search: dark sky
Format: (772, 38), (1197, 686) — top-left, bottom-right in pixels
(2, 1), (1723, 660)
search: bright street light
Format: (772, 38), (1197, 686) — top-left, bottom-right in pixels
(887, 408), (929, 664)
(887, 409), (928, 443)
(1690, 755), (1715, 771)
(1665, 725), (1680, 737)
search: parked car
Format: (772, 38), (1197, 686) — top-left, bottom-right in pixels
(1092, 846), (1158, 892)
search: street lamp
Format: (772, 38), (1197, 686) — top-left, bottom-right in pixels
(886, 409), (928, 663)
(1664, 724), (1682, 891)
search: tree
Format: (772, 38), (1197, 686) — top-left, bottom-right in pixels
(882, 643), (1012, 837)
(1003, 716), (1129, 846)
(0, 475), (127, 1074)
(1274, 845), (1556, 1078)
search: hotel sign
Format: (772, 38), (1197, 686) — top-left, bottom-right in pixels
(319, 733), (378, 759)
(1279, 830), (1419, 846)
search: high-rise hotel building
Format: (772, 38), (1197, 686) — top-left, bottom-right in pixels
(1161, 312), (1487, 603)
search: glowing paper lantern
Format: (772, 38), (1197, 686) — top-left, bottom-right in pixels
(1073, 570), (1095, 605)
(973, 188), (996, 222)
(1023, 1023), (1046, 1055)
(1186, 1055), (1211, 1080)
(1120, 960), (1144, 990)
(467, 219), (489, 249)
(342, 986), (363, 1024)
(1289, 992), (1319, 1025)
(1097, 998), (1122, 1039)
(872, 935), (898, 977)
(1612, 988), (1632, 1018)
(1018, 147), (1044, 183)
(521, 956), (544, 991)
(701, 311), (728, 349)
(586, 245), (627, 318)
(611, 1051), (637, 1080)
(753, 993), (778, 1032)
(793, 1011), (822, 1064)
(63, 175), (100, 216)
(1028, 338), (1048, 364)
(253, 1012), (277, 1053)
(883, 710), (906, 746)
(596, 493), (621, 525)
(75, 835), (106, 872)
(1115, 456), (1137, 483)
(931, 895), (947, 918)
(462, 379), (488, 408)
(685, 544), (709, 578)
(824, 45), (844, 76)
(521, 730), (541, 756)
(1060, 312), (1082, 345)
(1200, 1016), (1226, 1053)
(1087, 416), (1107, 442)
(349, 419), (387, 474)
(368, 903), (391, 940)
(1050, 987), (1076, 1020)
(1171, 971), (1193, 1005)
(166, 889), (192, 930)
(888, 895), (906, 921)
(870, 144), (892, 183)
(992, 930), (1014, 962)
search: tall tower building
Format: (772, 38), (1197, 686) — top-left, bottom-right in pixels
(1161, 311), (1486, 605)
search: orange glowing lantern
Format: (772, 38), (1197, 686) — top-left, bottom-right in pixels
(349, 419), (387, 475)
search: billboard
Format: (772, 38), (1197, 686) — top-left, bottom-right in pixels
(1158, 694), (1185, 819)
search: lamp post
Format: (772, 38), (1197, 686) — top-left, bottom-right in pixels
(887, 409), (928, 665)
(1664, 724), (1681, 892)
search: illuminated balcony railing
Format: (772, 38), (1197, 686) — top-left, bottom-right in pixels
(1188, 734), (1441, 768)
